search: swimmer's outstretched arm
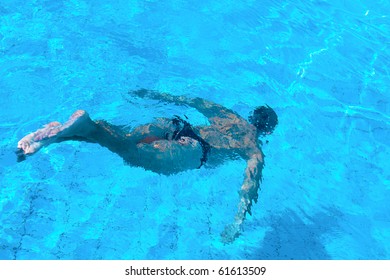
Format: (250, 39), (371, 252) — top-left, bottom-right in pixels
(221, 149), (264, 243)
(130, 89), (234, 120)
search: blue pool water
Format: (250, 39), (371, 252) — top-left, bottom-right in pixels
(0, 0), (389, 260)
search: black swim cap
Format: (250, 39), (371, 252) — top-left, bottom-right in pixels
(249, 105), (278, 135)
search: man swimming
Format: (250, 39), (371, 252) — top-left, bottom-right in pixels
(16, 89), (278, 243)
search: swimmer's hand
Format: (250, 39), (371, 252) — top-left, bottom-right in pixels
(131, 88), (150, 98)
(221, 223), (241, 244)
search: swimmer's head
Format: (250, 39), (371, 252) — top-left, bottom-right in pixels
(248, 105), (278, 136)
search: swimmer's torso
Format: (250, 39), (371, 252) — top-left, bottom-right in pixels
(122, 114), (259, 174)
(130, 115), (257, 150)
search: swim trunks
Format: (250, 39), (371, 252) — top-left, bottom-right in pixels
(171, 115), (211, 168)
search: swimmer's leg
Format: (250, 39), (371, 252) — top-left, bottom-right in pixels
(16, 109), (175, 162)
(16, 110), (102, 161)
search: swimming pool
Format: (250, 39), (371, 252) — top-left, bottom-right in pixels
(0, 0), (389, 259)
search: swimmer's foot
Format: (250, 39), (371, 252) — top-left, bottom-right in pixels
(16, 110), (92, 161)
(16, 121), (62, 161)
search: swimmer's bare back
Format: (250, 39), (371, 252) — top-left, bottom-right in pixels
(16, 90), (273, 243)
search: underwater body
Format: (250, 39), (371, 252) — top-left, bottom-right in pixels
(0, 0), (389, 259)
